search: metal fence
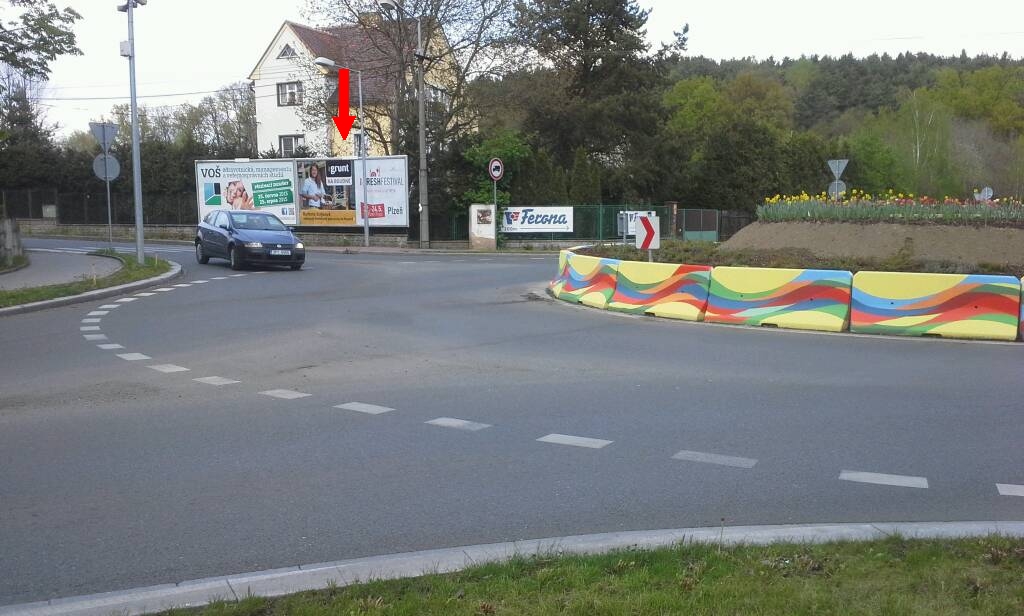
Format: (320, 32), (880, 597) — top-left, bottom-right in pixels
(3, 190), (756, 243)
(1, 189), (199, 225)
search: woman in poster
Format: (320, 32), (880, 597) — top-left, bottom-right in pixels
(300, 163), (332, 209)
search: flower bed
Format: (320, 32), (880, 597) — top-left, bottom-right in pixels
(758, 191), (1024, 227)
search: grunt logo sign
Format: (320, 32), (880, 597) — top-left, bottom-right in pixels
(501, 207), (573, 233)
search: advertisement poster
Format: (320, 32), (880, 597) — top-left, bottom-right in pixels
(501, 206), (574, 233)
(196, 160), (298, 225)
(196, 156), (409, 228)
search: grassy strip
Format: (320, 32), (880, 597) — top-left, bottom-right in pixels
(580, 239), (1024, 278)
(0, 249), (170, 308)
(173, 536), (1024, 616)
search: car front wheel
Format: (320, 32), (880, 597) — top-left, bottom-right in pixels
(195, 241), (209, 264)
(229, 245), (243, 270)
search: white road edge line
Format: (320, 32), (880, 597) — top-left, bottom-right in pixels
(537, 433), (612, 449)
(115, 353), (151, 361)
(147, 364), (190, 373)
(193, 376), (240, 386)
(839, 470), (928, 489)
(996, 483), (1024, 497)
(334, 402), (394, 415)
(259, 389), (312, 400)
(672, 450), (758, 469)
(426, 417), (492, 431)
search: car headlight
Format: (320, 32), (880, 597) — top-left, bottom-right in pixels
(294, 242), (304, 249)
(244, 242), (263, 248)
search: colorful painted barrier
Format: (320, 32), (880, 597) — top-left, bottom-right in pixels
(705, 267), (853, 332)
(551, 252), (620, 309)
(608, 261), (712, 321)
(851, 272), (1021, 341)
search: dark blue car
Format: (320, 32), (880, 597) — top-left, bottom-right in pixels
(195, 210), (305, 270)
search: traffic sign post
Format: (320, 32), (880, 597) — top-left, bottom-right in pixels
(826, 159), (848, 202)
(90, 122), (120, 246)
(488, 158), (504, 210)
(635, 214), (660, 261)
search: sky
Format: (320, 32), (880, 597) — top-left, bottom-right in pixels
(36, 0), (1024, 136)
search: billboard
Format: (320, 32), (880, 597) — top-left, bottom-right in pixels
(195, 156), (410, 228)
(196, 160), (298, 224)
(501, 206), (574, 233)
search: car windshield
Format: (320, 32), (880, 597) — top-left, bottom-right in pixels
(230, 213), (286, 231)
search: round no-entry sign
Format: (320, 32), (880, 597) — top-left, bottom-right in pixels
(488, 158), (504, 181)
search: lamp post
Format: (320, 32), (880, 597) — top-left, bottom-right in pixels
(117, 0), (146, 265)
(379, 0), (428, 248)
(314, 57), (369, 247)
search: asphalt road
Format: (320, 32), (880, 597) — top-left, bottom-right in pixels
(1, 238), (1021, 605)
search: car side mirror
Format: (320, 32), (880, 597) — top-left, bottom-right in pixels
(219, 223), (230, 231)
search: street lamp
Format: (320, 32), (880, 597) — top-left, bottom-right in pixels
(314, 57), (369, 248)
(378, 0), (429, 248)
(117, 0), (146, 264)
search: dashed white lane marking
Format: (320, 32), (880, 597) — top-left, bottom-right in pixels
(192, 280), (209, 284)
(81, 318), (102, 324)
(211, 276), (228, 280)
(452, 259), (466, 262)
(334, 402), (394, 415)
(997, 483), (1024, 497)
(80, 326), (101, 331)
(193, 376), (240, 386)
(116, 353), (152, 361)
(251, 271), (268, 274)
(537, 433), (613, 449)
(477, 258), (494, 261)
(672, 450), (758, 469)
(173, 284), (192, 288)
(115, 297), (138, 303)
(83, 334), (108, 341)
(530, 257), (546, 260)
(98, 304), (120, 309)
(259, 389), (311, 400)
(148, 364), (189, 373)
(135, 292), (156, 297)
(230, 274), (247, 277)
(87, 310), (109, 316)
(426, 417), (492, 431)
(399, 261), (416, 264)
(839, 470), (929, 489)
(154, 288), (174, 292)
(97, 343), (124, 350)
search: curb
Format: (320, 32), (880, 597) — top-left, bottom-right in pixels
(0, 259), (182, 317)
(2, 521), (1022, 616)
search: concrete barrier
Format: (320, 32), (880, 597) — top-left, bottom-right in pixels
(851, 271), (1021, 341)
(551, 252), (619, 309)
(705, 267), (853, 332)
(608, 261), (711, 321)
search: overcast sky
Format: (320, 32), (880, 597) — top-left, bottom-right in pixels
(38, 0), (1024, 136)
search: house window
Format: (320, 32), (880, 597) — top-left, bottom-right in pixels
(277, 82), (304, 106)
(279, 135), (305, 157)
(277, 44), (297, 59)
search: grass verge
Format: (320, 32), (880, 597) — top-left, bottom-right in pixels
(0, 249), (171, 308)
(171, 536), (1024, 616)
(580, 238), (1024, 278)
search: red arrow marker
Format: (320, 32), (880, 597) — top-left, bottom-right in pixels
(332, 68), (357, 139)
(639, 216), (655, 250)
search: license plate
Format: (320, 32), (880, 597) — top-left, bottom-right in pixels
(270, 249), (291, 256)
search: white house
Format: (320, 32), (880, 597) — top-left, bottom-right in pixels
(248, 21), (391, 158)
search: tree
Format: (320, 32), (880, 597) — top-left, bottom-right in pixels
(0, 75), (55, 188)
(0, 0), (80, 92)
